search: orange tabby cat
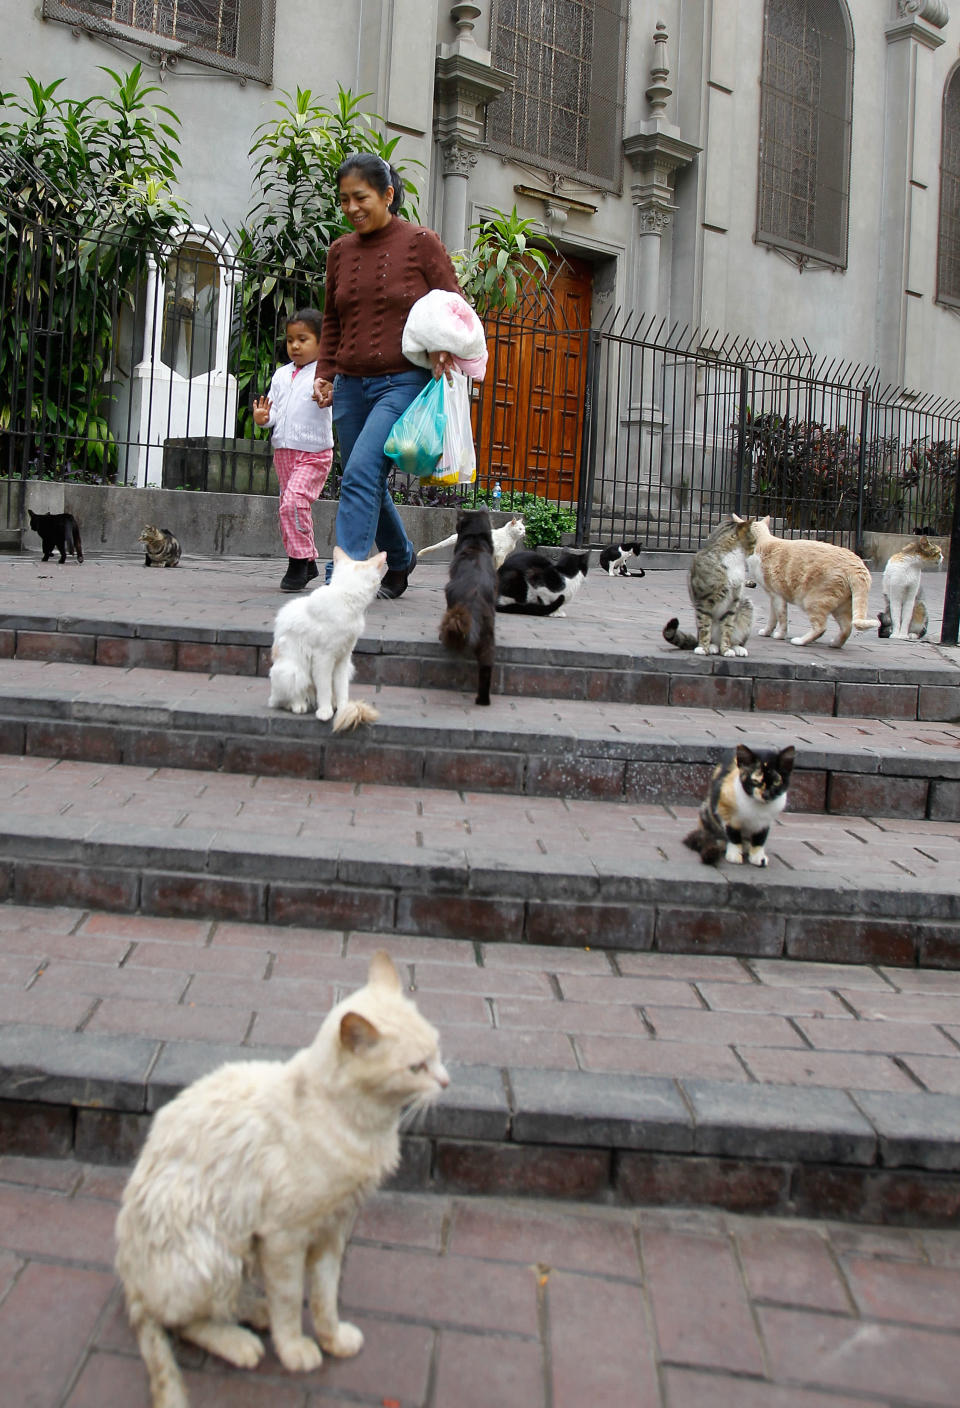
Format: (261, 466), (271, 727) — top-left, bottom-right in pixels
(740, 515), (875, 648)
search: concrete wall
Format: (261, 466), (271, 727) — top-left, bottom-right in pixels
(16, 482), (468, 560)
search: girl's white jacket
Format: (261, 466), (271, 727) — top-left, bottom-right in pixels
(265, 360), (334, 452)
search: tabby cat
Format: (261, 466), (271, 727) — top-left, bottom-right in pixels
(28, 509), (83, 564)
(878, 536), (943, 640)
(139, 525), (182, 568)
(743, 515), (874, 648)
(663, 516), (757, 656)
(684, 744), (795, 867)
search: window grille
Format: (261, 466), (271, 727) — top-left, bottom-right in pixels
(756, 0), (852, 268)
(937, 71), (960, 307)
(487, 0), (627, 191)
(42, 0), (275, 85)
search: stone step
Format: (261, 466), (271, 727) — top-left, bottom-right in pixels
(2, 902), (960, 1224)
(0, 755), (957, 967)
(2, 555), (958, 720)
(1, 660), (959, 820)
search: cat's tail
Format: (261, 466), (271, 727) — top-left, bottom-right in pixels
(662, 617), (697, 650)
(439, 603), (473, 650)
(66, 518), (84, 564)
(417, 533), (456, 558)
(682, 826), (725, 866)
(332, 700), (380, 733)
(850, 575), (876, 631)
(495, 598), (564, 616)
(129, 1303), (190, 1408)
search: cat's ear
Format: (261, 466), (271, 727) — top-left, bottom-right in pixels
(340, 1011), (381, 1052)
(332, 545), (349, 564)
(368, 551), (388, 570)
(732, 513), (744, 523)
(776, 745), (796, 777)
(368, 949), (402, 992)
(735, 744), (757, 769)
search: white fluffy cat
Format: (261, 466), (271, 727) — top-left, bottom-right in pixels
(417, 514), (525, 569)
(268, 545), (385, 729)
(115, 951), (449, 1408)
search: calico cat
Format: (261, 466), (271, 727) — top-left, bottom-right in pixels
(115, 951), (449, 1408)
(438, 508), (497, 706)
(418, 514), (525, 569)
(599, 541), (645, 577)
(878, 536), (943, 640)
(684, 744), (795, 867)
(496, 548), (590, 617)
(139, 525), (182, 568)
(662, 516), (757, 656)
(28, 509), (83, 564)
(743, 515), (875, 648)
(268, 546), (385, 729)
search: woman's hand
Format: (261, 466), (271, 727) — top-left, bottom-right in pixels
(252, 395), (272, 427)
(313, 377), (334, 408)
(430, 350), (455, 384)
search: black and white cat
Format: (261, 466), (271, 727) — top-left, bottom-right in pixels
(496, 549), (590, 617)
(599, 541), (644, 577)
(28, 510), (83, 564)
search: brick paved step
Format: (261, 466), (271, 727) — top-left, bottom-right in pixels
(3, 903), (960, 1225)
(2, 660), (959, 820)
(0, 756), (958, 967)
(3, 556), (958, 720)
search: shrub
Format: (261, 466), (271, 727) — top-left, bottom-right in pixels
(471, 488), (577, 547)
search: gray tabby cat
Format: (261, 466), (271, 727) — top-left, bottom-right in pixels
(663, 516), (758, 657)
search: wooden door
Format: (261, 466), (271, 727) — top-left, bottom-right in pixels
(476, 254), (593, 503)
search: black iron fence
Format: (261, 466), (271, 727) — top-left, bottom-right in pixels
(2, 208), (958, 566)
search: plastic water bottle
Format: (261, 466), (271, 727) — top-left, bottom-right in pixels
(492, 481), (502, 505)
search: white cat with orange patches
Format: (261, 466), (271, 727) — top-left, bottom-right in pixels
(740, 515), (876, 648)
(115, 952), (449, 1408)
(879, 536), (943, 640)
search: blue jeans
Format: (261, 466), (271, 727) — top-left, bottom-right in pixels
(330, 369), (430, 573)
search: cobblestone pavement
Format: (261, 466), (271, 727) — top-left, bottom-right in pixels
(2, 1151), (960, 1408)
(4, 903), (960, 1099)
(1, 549), (957, 667)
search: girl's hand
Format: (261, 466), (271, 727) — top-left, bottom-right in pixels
(431, 350), (455, 384)
(313, 377), (334, 407)
(252, 395), (272, 426)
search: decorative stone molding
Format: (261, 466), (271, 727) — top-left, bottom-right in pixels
(440, 141), (480, 178)
(636, 204), (673, 235)
(897, 0), (950, 27)
(645, 22), (672, 116)
(623, 131), (701, 212)
(434, 17), (512, 151)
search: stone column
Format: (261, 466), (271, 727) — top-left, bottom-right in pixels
(878, 6), (948, 387)
(619, 25), (700, 525)
(433, 5), (511, 251)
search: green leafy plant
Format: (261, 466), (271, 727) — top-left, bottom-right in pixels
(233, 86), (422, 439)
(453, 207), (555, 317)
(0, 65), (185, 481)
(471, 488), (577, 547)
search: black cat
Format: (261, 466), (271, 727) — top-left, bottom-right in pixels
(599, 541), (645, 577)
(28, 510), (84, 564)
(496, 548), (590, 616)
(438, 508), (497, 706)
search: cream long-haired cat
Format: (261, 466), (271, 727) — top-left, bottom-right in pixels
(268, 545), (385, 730)
(115, 951), (449, 1408)
(739, 515), (876, 648)
(879, 536), (943, 640)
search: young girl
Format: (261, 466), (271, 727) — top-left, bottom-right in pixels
(254, 308), (334, 592)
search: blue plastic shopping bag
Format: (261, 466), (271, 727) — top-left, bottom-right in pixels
(383, 376), (446, 477)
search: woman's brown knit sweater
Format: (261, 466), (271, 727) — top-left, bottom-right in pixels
(315, 218), (460, 381)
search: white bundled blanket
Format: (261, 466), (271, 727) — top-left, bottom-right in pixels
(402, 289), (488, 380)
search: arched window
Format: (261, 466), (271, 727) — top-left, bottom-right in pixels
(937, 69), (960, 307)
(756, 0), (853, 269)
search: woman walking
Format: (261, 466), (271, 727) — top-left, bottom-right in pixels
(313, 153), (460, 598)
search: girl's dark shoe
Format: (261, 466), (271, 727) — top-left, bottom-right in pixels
(280, 557), (311, 592)
(377, 549), (417, 600)
(305, 559), (319, 582)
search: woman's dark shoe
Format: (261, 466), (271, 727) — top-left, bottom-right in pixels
(377, 549), (417, 600)
(280, 557), (311, 592)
